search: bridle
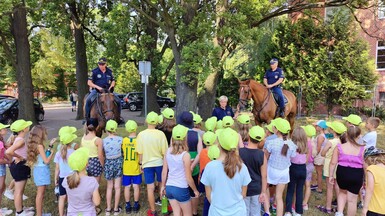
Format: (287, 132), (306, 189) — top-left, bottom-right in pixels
(239, 83), (272, 123)
(96, 93), (115, 121)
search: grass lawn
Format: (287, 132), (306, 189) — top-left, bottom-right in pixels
(1, 117), (383, 215)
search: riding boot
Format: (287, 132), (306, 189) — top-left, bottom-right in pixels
(279, 107), (285, 117)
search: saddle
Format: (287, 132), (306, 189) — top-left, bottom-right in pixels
(272, 92), (288, 106)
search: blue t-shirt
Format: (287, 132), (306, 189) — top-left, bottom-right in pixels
(89, 67), (114, 89)
(103, 136), (123, 159)
(200, 160), (251, 216)
(264, 67), (284, 85)
(211, 106), (234, 121)
(265, 138), (297, 170)
(265, 134), (278, 141)
(54, 149), (75, 178)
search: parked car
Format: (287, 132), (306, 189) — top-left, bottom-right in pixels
(0, 94), (15, 100)
(0, 98), (45, 124)
(115, 93), (127, 109)
(123, 92), (175, 111)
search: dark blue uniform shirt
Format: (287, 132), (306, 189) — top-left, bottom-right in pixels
(211, 106), (234, 121)
(264, 67), (284, 86)
(89, 67), (114, 89)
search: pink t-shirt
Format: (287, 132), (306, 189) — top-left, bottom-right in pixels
(307, 140), (314, 163)
(14, 137), (27, 160)
(62, 175), (99, 216)
(291, 153), (307, 164)
(0, 141), (5, 159)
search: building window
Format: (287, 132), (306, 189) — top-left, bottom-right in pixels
(379, 1), (385, 19)
(378, 41), (385, 70)
(324, 6), (349, 22)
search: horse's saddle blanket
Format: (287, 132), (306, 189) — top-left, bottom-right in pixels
(272, 92), (289, 105)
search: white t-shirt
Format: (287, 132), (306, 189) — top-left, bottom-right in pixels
(363, 131), (377, 149)
(200, 160), (251, 216)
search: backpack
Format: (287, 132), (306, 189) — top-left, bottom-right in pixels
(70, 94), (73, 102)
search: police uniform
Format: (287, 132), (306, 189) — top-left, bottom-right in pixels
(264, 67), (285, 114)
(211, 106), (234, 121)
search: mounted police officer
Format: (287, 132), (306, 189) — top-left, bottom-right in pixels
(263, 58), (285, 117)
(85, 57), (121, 119)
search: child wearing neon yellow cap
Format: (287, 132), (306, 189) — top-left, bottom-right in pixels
(301, 125), (316, 211)
(62, 147), (101, 215)
(237, 114), (252, 148)
(122, 120), (141, 214)
(201, 128), (251, 216)
(81, 119), (104, 183)
(26, 125), (56, 216)
(0, 123), (12, 215)
(284, 127), (308, 216)
(137, 112), (168, 216)
(160, 125), (199, 216)
(264, 118), (297, 216)
(54, 132), (77, 216)
(103, 120), (123, 215)
(5, 119), (33, 216)
(239, 126), (268, 216)
(191, 112), (204, 139)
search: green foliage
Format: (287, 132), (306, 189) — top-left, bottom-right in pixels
(114, 62), (142, 93)
(249, 10), (377, 112)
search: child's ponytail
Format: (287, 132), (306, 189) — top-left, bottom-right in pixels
(67, 171), (81, 189)
(61, 144), (68, 161)
(281, 133), (289, 156)
(223, 149), (243, 179)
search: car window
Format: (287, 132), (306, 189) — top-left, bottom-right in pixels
(0, 99), (15, 110)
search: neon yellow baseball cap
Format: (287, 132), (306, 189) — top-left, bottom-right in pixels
(58, 126), (77, 136)
(158, 114), (164, 124)
(125, 120), (138, 133)
(237, 114), (251, 125)
(203, 131), (217, 146)
(68, 147), (89, 171)
(249, 126), (265, 141)
(105, 120), (118, 132)
(60, 133), (77, 145)
(10, 119), (32, 132)
(162, 108), (175, 120)
(301, 125), (316, 138)
(208, 145), (220, 160)
(265, 119), (276, 133)
(0, 123), (10, 130)
(326, 121), (347, 134)
(222, 116), (234, 128)
(146, 111), (159, 125)
(205, 117), (217, 132)
(274, 118), (291, 134)
(218, 128), (239, 150)
(342, 114), (362, 126)
(172, 124), (188, 140)
(193, 113), (203, 124)
(216, 120), (223, 129)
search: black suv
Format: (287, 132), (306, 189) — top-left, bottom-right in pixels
(0, 98), (45, 124)
(123, 92), (175, 111)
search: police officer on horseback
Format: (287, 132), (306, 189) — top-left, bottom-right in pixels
(85, 57), (121, 119)
(263, 58), (285, 117)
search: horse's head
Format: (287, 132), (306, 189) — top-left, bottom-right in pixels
(238, 79), (251, 111)
(98, 93), (117, 121)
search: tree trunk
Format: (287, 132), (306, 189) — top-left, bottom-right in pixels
(12, 5), (36, 124)
(69, 2), (89, 120)
(197, 71), (220, 120)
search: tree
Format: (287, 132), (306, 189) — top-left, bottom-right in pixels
(250, 9), (377, 114)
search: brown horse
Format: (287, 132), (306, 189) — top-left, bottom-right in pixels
(238, 79), (297, 130)
(83, 92), (120, 137)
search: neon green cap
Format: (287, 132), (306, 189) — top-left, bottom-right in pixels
(172, 124), (188, 140)
(105, 120), (118, 132)
(342, 114), (362, 126)
(162, 108), (175, 119)
(203, 131), (217, 146)
(237, 114), (251, 125)
(60, 133), (77, 145)
(146, 111), (159, 125)
(274, 118), (291, 134)
(0, 123), (10, 130)
(10, 119), (32, 132)
(58, 126), (77, 136)
(222, 116), (234, 128)
(249, 126), (265, 141)
(326, 121), (347, 134)
(208, 145), (220, 160)
(125, 120), (138, 133)
(218, 128), (239, 150)
(205, 117), (217, 132)
(68, 147), (89, 171)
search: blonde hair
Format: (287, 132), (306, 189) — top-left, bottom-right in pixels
(27, 125), (47, 167)
(291, 127), (308, 154)
(171, 139), (188, 155)
(365, 154), (385, 166)
(60, 144), (71, 161)
(67, 171), (81, 189)
(238, 123), (251, 142)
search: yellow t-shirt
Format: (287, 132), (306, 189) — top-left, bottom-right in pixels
(367, 165), (385, 214)
(122, 137), (140, 175)
(136, 129), (168, 168)
(323, 139), (339, 177)
(81, 137), (98, 158)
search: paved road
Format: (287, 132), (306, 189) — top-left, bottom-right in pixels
(41, 105), (145, 139)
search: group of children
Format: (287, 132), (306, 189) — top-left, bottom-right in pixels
(0, 109), (383, 216)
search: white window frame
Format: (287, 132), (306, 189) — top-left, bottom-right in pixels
(379, 1), (385, 19)
(377, 41), (385, 70)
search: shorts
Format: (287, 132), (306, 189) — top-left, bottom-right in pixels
(166, 185), (191, 203)
(104, 157), (123, 180)
(367, 210), (385, 216)
(9, 160), (31, 182)
(267, 165), (289, 185)
(313, 153), (325, 166)
(306, 163), (315, 181)
(33, 165), (51, 186)
(86, 157), (103, 177)
(143, 166), (162, 184)
(122, 175), (142, 186)
(58, 177), (66, 196)
(0, 164), (6, 177)
(71, 101), (76, 106)
(336, 165), (364, 195)
(188, 174), (199, 197)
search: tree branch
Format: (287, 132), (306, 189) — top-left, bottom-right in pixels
(29, 24), (46, 32)
(82, 25), (105, 46)
(159, 36), (170, 57)
(124, 0), (164, 28)
(0, 29), (16, 68)
(157, 58), (175, 88)
(346, 5), (385, 40)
